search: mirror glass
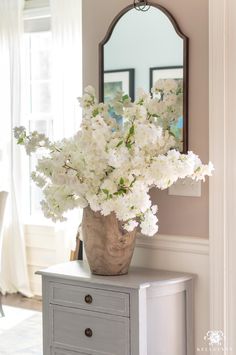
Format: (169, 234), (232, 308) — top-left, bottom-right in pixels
(100, 5), (188, 152)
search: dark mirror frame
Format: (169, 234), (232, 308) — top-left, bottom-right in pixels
(99, 2), (189, 153)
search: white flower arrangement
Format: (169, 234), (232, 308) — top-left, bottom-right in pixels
(14, 81), (213, 237)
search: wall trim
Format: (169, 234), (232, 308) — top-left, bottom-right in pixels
(209, 0), (226, 342)
(136, 234), (209, 255)
(209, 0), (236, 352)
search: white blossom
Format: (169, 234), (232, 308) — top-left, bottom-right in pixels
(14, 83), (213, 236)
(152, 78), (178, 93)
(140, 208), (159, 237)
(123, 220), (139, 232)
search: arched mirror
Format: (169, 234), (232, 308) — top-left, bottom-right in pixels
(99, 1), (188, 152)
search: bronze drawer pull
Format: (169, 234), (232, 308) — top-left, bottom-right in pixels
(84, 294), (93, 304)
(85, 328), (93, 337)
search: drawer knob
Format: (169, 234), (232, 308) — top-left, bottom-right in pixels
(85, 294), (93, 304)
(85, 328), (93, 337)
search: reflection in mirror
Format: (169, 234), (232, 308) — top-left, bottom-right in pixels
(99, 4), (188, 152)
(104, 69), (135, 102)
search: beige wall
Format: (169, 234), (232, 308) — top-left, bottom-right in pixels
(82, 0), (209, 238)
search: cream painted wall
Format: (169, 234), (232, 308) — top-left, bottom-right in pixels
(82, 0), (209, 238)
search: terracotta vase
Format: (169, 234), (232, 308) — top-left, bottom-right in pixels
(82, 207), (137, 276)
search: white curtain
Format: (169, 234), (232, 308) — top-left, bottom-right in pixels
(50, 0), (83, 252)
(51, 0), (82, 139)
(0, 0), (32, 296)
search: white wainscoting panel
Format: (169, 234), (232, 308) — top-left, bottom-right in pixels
(132, 234), (209, 355)
(25, 224), (56, 296)
(24, 224), (70, 296)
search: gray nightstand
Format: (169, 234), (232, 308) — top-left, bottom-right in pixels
(37, 261), (194, 355)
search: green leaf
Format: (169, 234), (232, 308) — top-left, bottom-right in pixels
(126, 141), (134, 149)
(102, 189), (113, 200)
(17, 137), (25, 144)
(130, 177), (136, 187)
(114, 187), (127, 196)
(137, 99), (144, 105)
(119, 187), (127, 194)
(116, 140), (123, 148)
(114, 190), (123, 196)
(92, 108), (99, 117)
(122, 94), (129, 101)
(129, 125), (135, 135)
(169, 131), (176, 137)
(119, 177), (125, 186)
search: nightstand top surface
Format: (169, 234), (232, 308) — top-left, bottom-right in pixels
(37, 261), (193, 289)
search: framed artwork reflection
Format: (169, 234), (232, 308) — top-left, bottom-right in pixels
(103, 69), (135, 102)
(150, 66), (183, 90)
(150, 66), (184, 152)
(103, 69), (135, 125)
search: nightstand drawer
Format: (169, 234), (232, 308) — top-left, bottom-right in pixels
(52, 348), (87, 355)
(50, 305), (130, 355)
(50, 282), (129, 316)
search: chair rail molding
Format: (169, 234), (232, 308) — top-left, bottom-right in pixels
(209, 0), (236, 353)
(136, 234), (209, 255)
